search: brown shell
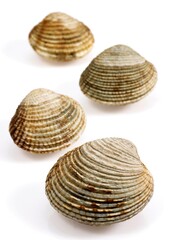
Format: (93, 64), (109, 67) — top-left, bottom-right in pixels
(29, 12), (94, 61)
(46, 137), (154, 225)
(9, 88), (86, 153)
(79, 44), (157, 105)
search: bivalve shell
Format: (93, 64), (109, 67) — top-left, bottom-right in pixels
(79, 44), (157, 105)
(46, 137), (153, 225)
(9, 88), (86, 153)
(29, 12), (94, 61)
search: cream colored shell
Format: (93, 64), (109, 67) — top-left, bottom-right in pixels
(29, 12), (94, 61)
(46, 137), (153, 225)
(9, 88), (86, 153)
(79, 44), (157, 105)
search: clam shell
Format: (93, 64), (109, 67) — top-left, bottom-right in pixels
(79, 44), (157, 105)
(9, 88), (86, 153)
(29, 12), (94, 61)
(46, 137), (153, 225)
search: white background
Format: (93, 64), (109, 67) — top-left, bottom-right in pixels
(0, 0), (168, 239)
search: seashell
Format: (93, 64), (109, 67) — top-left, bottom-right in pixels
(9, 88), (86, 153)
(28, 12), (94, 61)
(46, 137), (153, 225)
(79, 44), (157, 105)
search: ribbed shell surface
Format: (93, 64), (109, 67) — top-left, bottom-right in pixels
(29, 12), (94, 61)
(79, 45), (157, 105)
(46, 137), (153, 225)
(9, 88), (86, 153)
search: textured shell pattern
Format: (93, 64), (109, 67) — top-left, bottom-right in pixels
(9, 88), (86, 153)
(29, 12), (94, 61)
(46, 137), (153, 225)
(79, 44), (157, 105)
